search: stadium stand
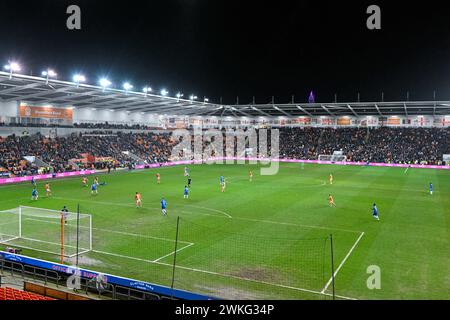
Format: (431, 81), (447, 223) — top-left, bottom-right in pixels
(0, 127), (449, 177)
(279, 127), (450, 165)
(0, 287), (54, 300)
(0, 131), (178, 177)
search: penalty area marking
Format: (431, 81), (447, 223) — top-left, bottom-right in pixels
(152, 242), (195, 263)
(23, 216), (193, 245)
(93, 241), (195, 264)
(177, 204), (232, 219)
(321, 231), (365, 294)
(92, 248), (357, 300)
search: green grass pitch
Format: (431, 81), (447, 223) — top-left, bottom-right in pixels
(0, 163), (449, 300)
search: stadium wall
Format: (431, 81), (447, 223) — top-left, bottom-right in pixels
(0, 100), (19, 121)
(0, 170), (96, 185)
(1, 100), (450, 128)
(192, 115), (450, 128)
(73, 108), (163, 127)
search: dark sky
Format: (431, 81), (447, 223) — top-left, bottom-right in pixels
(1, 0), (450, 104)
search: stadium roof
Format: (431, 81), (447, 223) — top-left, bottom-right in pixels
(1, 71), (450, 117)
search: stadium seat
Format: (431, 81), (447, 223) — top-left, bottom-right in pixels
(0, 287), (54, 300)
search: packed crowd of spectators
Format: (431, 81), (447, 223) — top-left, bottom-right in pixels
(0, 132), (178, 177)
(279, 127), (450, 165)
(1, 127), (449, 177)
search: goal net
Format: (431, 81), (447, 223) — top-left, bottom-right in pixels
(318, 151), (347, 162)
(0, 206), (92, 258)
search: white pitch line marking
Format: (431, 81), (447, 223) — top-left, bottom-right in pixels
(152, 242), (195, 263)
(235, 217), (363, 234)
(179, 204), (232, 219)
(53, 197), (362, 234)
(53, 196), (233, 219)
(23, 216), (192, 245)
(321, 231), (365, 294)
(92, 249), (357, 300)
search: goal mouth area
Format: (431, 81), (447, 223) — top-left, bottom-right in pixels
(0, 206), (93, 259)
(0, 238), (91, 258)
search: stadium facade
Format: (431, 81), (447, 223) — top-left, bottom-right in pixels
(1, 71), (450, 131)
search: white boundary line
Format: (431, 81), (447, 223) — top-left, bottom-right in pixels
(180, 204), (232, 219)
(235, 217), (362, 235)
(0, 240), (89, 258)
(93, 226), (193, 245)
(92, 249), (357, 300)
(24, 216), (192, 245)
(152, 242), (195, 263)
(0, 236), (19, 243)
(321, 231), (365, 294)
(93, 242), (195, 264)
(52, 196), (233, 219)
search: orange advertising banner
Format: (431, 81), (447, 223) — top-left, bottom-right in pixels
(337, 118), (351, 126)
(19, 104), (73, 120)
(387, 117), (401, 125)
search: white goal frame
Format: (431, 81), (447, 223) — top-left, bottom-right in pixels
(0, 206), (92, 259)
(318, 154), (347, 162)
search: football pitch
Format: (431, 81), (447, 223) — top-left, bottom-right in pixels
(0, 163), (449, 300)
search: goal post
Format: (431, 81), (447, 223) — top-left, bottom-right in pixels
(318, 151), (347, 163)
(0, 206), (92, 260)
(318, 154), (333, 162)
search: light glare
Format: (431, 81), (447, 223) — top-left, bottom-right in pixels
(123, 82), (133, 91)
(99, 78), (112, 88)
(73, 74), (86, 83)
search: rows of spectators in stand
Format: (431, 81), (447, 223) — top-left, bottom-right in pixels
(1, 127), (449, 177)
(279, 127), (450, 165)
(0, 132), (177, 177)
(0, 121), (161, 130)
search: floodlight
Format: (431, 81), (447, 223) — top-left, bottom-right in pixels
(4, 61), (21, 79)
(123, 82), (133, 91)
(99, 78), (112, 89)
(73, 74), (86, 84)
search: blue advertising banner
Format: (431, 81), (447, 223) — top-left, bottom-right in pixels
(0, 251), (215, 300)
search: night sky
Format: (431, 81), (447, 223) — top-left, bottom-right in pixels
(1, 0), (450, 104)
